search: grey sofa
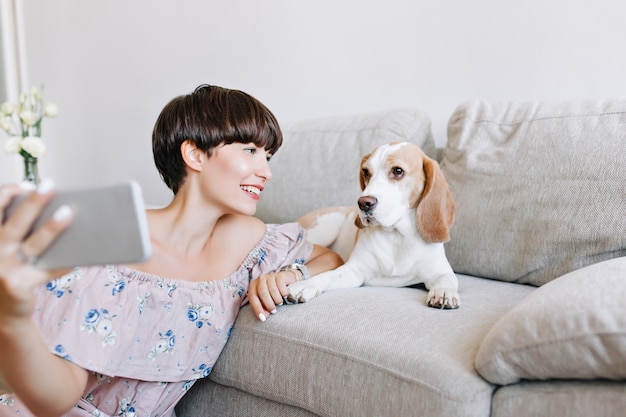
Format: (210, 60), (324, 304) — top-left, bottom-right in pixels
(176, 100), (626, 417)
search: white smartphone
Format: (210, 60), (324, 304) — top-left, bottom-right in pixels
(4, 181), (152, 270)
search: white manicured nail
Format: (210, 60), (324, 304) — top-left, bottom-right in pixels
(270, 309), (277, 314)
(53, 205), (73, 222)
(258, 313), (267, 322)
(36, 179), (55, 195)
(19, 181), (36, 191)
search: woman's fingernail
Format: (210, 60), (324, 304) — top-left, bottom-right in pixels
(270, 309), (277, 314)
(36, 179), (55, 195)
(19, 181), (36, 191)
(258, 313), (267, 322)
(53, 205), (73, 222)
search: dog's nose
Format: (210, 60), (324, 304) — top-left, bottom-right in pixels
(358, 196), (378, 213)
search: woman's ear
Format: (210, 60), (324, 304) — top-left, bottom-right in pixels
(180, 140), (204, 172)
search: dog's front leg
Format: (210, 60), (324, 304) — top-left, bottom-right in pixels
(287, 262), (366, 303)
(424, 275), (460, 309)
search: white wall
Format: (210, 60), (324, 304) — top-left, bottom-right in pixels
(2, 0), (625, 206)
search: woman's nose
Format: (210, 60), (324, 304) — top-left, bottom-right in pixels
(258, 159), (272, 182)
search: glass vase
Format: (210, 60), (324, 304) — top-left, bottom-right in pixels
(23, 156), (40, 187)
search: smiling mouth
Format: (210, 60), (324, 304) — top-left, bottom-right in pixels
(241, 185), (261, 197)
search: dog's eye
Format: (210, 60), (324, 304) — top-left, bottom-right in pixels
(362, 168), (370, 180)
(391, 167), (404, 179)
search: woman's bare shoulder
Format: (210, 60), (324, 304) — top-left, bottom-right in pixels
(217, 214), (267, 247)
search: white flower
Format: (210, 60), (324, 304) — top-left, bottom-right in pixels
(0, 102), (16, 116)
(0, 116), (12, 132)
(19, 110), (38, 127)
(4, 137), (21, 154)
(44, 103), (59, 118)
(0, 85), (57, 160)
(20, 136), (46, 158)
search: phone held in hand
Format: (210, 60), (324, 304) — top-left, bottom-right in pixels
(4, 181), (152, 270)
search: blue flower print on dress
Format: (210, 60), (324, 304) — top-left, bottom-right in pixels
(54, 344), (71, 361)
(192, 363), (211, 378)
(80, 308), (117, 346)
(223, 280), (245, 298)
(137, 292), (151, 315)
(0, 395), (14, 407)
(92, 372), (112, 386)
(187, 303), (215, 328)
(45, 268), (82, 298)
(249, 243), (268, 267)
(104, 265), (127, 296)
(156, 276), (177, 296)
(182, 379), (195, 392)
(148, 330), (176, 360)
(117, 397), (137, 416)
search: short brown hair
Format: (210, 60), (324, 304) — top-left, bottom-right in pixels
(152, 85), (283, 194)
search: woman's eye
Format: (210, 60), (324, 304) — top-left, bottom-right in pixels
(244, 147), (257, 155)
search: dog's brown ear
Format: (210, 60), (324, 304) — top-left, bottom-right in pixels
(355, 152), (372, 229)
(354, 214), (366, 229)
(415, 156), (456, 243)
(358, 152), (372, 191)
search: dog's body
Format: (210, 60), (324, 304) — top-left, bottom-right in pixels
(289, 141), (460, 309)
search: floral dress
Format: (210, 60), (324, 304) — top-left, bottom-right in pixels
(0, 223), (311, 417)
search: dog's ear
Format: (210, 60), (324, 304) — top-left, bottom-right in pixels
(415, 156), (456, 243)
(354, 214), (366, 229)
(358, 152), (372, 191)
(355, 152), (372, 229)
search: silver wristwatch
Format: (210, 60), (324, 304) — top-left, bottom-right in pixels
(280, 263), (311, 280)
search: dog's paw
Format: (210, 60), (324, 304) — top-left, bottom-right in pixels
(427, 287), (460, 310)
(287, 281), (321, 303)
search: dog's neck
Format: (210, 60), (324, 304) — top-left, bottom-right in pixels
(366, 208), (420, 240)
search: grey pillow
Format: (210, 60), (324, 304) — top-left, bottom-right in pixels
(475, 257), (626, 384)
(441, 99), (626, 286)
(256, 108), (436, 224)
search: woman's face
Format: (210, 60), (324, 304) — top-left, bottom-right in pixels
(202, 142), (273, 216)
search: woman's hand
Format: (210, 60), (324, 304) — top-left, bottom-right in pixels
(248, 244), (343, 322)
(0, 181), (74, 320)
(0, 181), (89, 417)
(248, 269), (299, 322)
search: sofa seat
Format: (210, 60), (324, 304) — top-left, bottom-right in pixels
(177, 275), (535, 417)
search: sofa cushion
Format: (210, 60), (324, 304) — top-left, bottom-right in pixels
(256, 108), (436, 224)
(441, 99), (626, 286)
(204, 275), (534, 417)
(475, 257), (626, 385)
(491, 380), (626, 417)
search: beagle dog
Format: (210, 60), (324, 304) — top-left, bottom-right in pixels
(289, 141), (460, 309)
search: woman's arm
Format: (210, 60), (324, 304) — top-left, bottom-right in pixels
(0, 316), (88, 416)
(0, 182), (88, 416)
(302, 243), (344, 277)
(248, 244), (343, 321)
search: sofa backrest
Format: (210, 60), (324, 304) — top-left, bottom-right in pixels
(256, 108), (436, 224)
(441, 99), (626, 286)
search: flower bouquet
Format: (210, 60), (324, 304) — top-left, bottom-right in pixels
(1, 85), (58, 186)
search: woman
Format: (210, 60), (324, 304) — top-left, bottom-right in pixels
(0, 85), (343, 416)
